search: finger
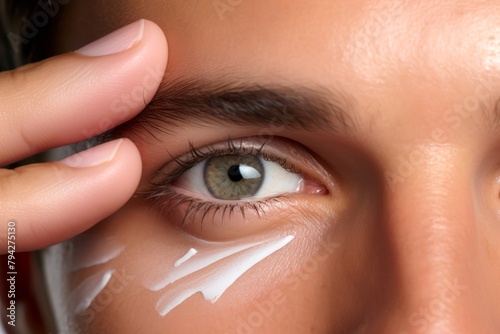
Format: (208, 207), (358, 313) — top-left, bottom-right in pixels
(0, 139), (141, 252)
(0, 19), (168, 166)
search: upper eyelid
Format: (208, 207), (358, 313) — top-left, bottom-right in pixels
(145, 136), (335, 193)
(149, 138), (269, 186)
(147, 138), (285, 190)
(258, 137), (335, 188)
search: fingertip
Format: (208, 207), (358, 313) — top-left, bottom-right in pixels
(59, 139), (125, 168)
(10, 138), (143, 251)
(80, 138), (143, 200)
(0, 19), (169, 164)
(130, 19), (169, 105)
(141, 19), (169, 61)
(111, 138), (143, 192)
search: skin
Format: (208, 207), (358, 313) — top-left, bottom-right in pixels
(4, 0), (500, 333)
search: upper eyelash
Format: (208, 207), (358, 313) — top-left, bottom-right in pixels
(142, 136), (301, 226)
(150, 137), (298, 187)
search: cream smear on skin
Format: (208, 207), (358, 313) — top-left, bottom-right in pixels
(174, 248), (198, 267)
(69, 269), (114, 314)
(70, 235), (124, 271)
(147, 234), (295, 317)
(67, 235), (125, 314)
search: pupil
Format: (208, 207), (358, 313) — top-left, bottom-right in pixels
(228, 165), (243, 182)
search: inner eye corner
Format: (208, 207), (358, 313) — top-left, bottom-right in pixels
(301, 175), (330, 195)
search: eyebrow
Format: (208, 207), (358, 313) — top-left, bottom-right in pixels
(112, 78), (360, 140)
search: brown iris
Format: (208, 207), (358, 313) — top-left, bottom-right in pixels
(204, 155), (264, 200)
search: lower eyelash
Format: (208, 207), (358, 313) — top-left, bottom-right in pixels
(146, 187), (287, 226)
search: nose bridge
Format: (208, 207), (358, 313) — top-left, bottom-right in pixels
(382, 144), (487, 332)
(389, 145), (475, 276)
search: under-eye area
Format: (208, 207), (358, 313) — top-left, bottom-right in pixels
(140, 136), (331, 239)
(146, 232), (296, 317)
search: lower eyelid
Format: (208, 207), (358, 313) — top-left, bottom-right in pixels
(148, 188), (324, 241)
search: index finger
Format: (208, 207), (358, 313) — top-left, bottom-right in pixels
(0, 19), (168, 166)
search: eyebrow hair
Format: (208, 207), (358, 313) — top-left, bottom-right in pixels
(112, 78), (360, 140)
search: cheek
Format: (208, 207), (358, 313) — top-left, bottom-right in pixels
(43, 200), (337, 333)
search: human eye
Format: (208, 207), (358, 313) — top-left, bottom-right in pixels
(145, 136), (331, 240)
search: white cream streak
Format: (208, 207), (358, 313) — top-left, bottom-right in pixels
(174, 248), (198, 267)
(150, 240), (267, 291)
(70, 236), (124, 271)
(69, 269), (113, 314)
(155, 235), (294, 316)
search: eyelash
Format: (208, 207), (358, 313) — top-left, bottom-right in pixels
(144, 137), (299, 226)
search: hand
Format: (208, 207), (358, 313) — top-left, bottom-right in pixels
(0, 19), (168, 253)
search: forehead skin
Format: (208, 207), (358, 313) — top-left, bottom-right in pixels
(55, 0), (499, 143)
(49, 0), (500, 332)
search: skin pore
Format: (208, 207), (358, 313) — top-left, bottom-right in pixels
(35, 0), (500, 333)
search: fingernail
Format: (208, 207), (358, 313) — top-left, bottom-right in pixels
(75, 19), (145, 57)
(59, 139), (123, 168)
